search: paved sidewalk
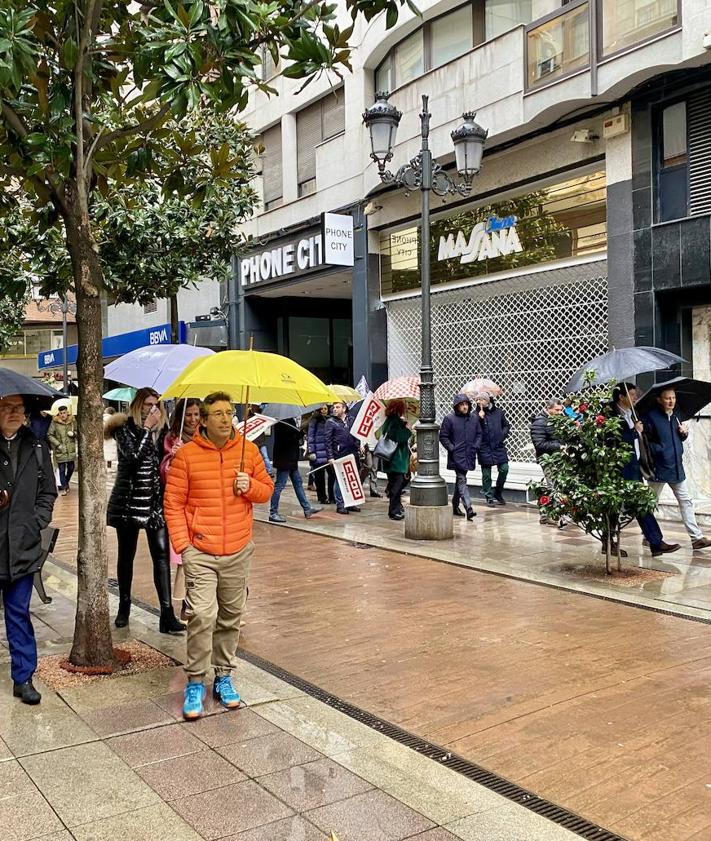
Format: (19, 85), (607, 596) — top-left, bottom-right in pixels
(0, 564), (579, 841)
(253, 486), (711, 622)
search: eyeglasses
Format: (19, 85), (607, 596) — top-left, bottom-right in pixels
(0, 404), (26, 415)
(208, 411), (232, 419)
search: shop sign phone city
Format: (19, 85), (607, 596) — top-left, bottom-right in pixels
(240, 213), (354, 287)
(437, 214), (523, 265)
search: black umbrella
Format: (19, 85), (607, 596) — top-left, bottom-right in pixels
(566, 346), (685, 392)
(634, 377), (711, 422)
(0, 367), (62, 411)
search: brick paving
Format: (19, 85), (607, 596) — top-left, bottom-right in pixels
(41, 487), (711, 840)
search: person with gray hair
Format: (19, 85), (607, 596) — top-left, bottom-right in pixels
(476, 392), (511, 506)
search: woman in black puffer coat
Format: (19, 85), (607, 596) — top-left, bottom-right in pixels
(105, 387), (184, 634)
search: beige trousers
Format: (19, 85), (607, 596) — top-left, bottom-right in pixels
(181, 542), (253, 680)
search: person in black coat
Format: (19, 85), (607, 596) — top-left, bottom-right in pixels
(325, 401), (361, 515)
(307, 405), (335, 504)
(476, 393), (510, 506)
(439, 393), (481, 521)
(642, 387), (711, 550)
(530, 398), (564, 461)
(0, 395), (57, 704)
(608, 384), (680, 558)
(106, 387), (185, 634)
(269, 417), (321, 523)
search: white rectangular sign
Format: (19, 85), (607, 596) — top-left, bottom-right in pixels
(350, 392), (385, 445)
(234, 413), (277, 441)
(333, 454), (366, 507)
(323, 212), (354, 267)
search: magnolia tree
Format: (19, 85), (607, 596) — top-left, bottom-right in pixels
(0, 0), (410, 669)
(530, 385), (657, 574)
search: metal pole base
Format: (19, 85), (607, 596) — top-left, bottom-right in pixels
(409, 421), (448, 508)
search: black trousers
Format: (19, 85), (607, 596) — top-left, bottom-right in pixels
(315, 465), (336, 502)
(387, 472), (406, 517)
(116, 525), (172, 611)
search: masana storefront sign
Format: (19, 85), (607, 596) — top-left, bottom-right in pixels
(438, 215), (523, 265)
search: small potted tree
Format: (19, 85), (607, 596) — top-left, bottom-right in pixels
(530, 382), (657, 574)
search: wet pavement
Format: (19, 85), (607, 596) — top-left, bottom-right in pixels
(37, 483), (711, 839)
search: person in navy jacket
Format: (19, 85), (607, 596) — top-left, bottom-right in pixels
(642, 387), (711, 550)
(325, 401), (361, 515)
(610, 385), (679, 558)
(439, 393), (481, 521)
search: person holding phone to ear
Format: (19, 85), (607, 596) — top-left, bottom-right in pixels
(106, 387), (185, 633)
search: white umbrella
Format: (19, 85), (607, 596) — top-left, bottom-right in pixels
(104, 344), (214, 394)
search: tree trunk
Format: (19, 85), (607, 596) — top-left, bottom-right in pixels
(169, 294), (180, 344)
(64, 194), (114, 669)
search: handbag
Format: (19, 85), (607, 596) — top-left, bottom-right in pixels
(373, 434), (397, 461)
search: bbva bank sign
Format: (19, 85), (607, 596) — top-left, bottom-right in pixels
(437, 215), (523, 265)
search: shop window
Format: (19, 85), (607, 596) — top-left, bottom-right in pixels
(296, 91), (345, 196)
(526, 2), (589, 89)
(656, 101), (688, 223)
(374, 3), (478, 93)
(485, 0), (532, 40)
(379, 170), (607, 296)
(3, 333), (25, 356)
(261, 122), (283, 210)
(600, 0), (678, 57)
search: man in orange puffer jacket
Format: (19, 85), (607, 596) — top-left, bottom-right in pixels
(164, 391), (274, 720)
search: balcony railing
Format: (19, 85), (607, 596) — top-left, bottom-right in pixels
(526, 0), (590, 90)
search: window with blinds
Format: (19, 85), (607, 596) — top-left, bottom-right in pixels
(296, 90), (345, 195)
(688, 87), (711, 217)
(262, 123), (283, 210)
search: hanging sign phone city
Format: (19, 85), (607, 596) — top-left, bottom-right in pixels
(322, 212), (354, 267)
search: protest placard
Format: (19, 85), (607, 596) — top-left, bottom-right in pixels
(333, 454), (366, 507)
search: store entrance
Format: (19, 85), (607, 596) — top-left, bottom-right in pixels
(280, 314), (352, 385)
(244, 292), (353, 385)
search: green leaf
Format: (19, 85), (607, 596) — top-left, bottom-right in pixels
(62, 37), (78, 69)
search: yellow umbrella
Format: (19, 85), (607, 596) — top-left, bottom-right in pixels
(327, 384), (362, 403)
(161, 350), (339, 405)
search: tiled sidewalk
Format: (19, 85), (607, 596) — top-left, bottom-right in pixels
(0, 564), (578, 841)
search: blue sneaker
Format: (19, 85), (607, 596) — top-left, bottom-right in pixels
(182, 682), (205, 720)
(213, 675), (241, 709)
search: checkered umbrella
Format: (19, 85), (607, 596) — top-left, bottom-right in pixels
(461, 377), (502, 399)
(373, 376), (420, 401)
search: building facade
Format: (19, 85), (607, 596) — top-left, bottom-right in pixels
(235, 0), (710, 491)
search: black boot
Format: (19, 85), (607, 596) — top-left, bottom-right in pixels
(114, 596), (131, 628)
(155, 557), (186, 635)
(453, 500), (465, 517)
(466, 507), (476, 521)
(13, 679), (41, 705)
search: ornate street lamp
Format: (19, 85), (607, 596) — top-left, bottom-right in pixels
(363, 93), (487, 534)
(36, 293), (77, 390)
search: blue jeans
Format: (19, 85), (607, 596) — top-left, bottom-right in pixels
(270, 468), (310, 514)
(638, 512), (663, 551)
(58, 461), (75, 490)
(259, 445), (273, 473)
(1, 574), (37, 684)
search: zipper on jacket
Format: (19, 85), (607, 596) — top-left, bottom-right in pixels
(220, 450), (226, 556)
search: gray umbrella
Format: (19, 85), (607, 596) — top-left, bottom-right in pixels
(0, 367), (62, 410)
(566, 347), (685, 392)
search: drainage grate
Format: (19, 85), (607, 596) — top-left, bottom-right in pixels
(238, 648), (629, 841)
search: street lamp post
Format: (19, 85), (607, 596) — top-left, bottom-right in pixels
(36, 294), (77, 392)
(363, 94), (487, 534)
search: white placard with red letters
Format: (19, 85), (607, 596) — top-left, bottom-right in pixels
(234, 413), (277, 441)
(350, 392), (385, 445)
(333, 454), (366, 507)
